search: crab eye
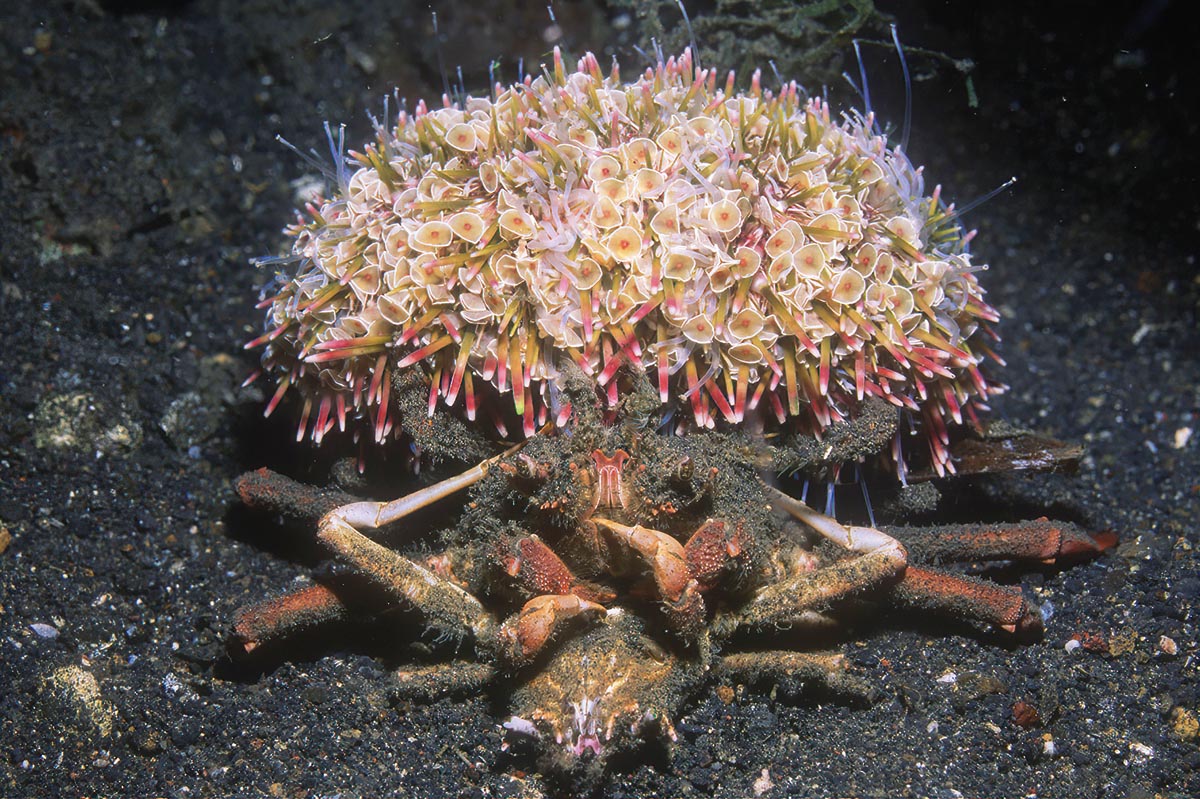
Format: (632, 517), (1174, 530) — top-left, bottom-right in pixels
(673, 456), (693, 482)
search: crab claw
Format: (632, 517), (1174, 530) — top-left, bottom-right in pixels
(592, 517), (707, 635)
(498, 594), (606, 665)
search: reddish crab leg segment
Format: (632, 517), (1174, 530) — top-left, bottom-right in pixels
(499, 535), (614, 604)
(500, 535), (575, 595)
(591, 517), (706, 634)
(232, 583), (351, 654)
(497, 594), (606, 665)
(684, 519), (753, 591)
(894, 518), (1117, 565)
(317, 514), (497, 645)
(891, 565), (1043, 635)
(236, 468), (358, 523)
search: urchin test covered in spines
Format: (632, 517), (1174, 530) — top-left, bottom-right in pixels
(248, 47), (1001, 475)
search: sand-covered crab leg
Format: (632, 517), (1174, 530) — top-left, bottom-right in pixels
(884, 520), (1117, 634)
(233, 442), (529, 654)
(326, 439), (527, 532)
(316, 513), (499, 645)
(717, 651), (876, 703)
(892, 519), (1118, 566)
(232, 583), (353, 654)
(731, 486), (909, 630)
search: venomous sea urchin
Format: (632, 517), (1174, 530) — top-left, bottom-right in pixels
(234, 48), (1112, 783)
(250, 48), (993, 474)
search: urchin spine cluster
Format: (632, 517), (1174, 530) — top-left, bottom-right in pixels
(249, 48), (1001, 475)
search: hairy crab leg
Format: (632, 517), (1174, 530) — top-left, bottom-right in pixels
(717, 651), (876, 703)
(392, 662), (497, 701)
(732, 487), (908, 629)
(236, 468), (358, 523)
(330, 439), (528, 532)
(881, 521), (1115, 634)
(498, 534), (616, 604)
(317, 514), (498, 646)
(232, 583), (352, 654)
(234, 443), (532, 652)
(891, 518), (1117, 565)
(590, 517), (706, 634)
(683, 519), (754, 591)
(889, 565), (1043, 634)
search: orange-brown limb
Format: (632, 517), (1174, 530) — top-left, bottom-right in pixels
(893, 518), (1117, 565)
(890, 565), (1042, 635)
(592, 516), (706, 635)
(684, 519), (753, 592)
(232, 583), (351, 654)
(498, 534), (614, 603)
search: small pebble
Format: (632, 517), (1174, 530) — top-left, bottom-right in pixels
(1158, 635), (1178, 656)
(1174, 426), (1193, 449)
(1012, 700), (1041, 729)
(753, 768), (773, 797)
(30, 623), (59, 639)
(1170, 707), (1199, 741)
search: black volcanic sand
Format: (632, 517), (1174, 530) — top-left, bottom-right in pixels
(2, 1), (1197, 797)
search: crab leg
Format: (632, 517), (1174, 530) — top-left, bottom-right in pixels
(317, 514), (498, 645)
(498, 534), (615, 604)
(879, 520), (1115, 634)
(236, 443), (535, 656)
(684, 519), (754, 591)
(717, 651), (876, 703)
(732, 487), (908, 629)
(236, 468), (358, 523)
(330, 439), (528, 532)
(232, 583), (352, 654)
(889, 565), (1042, 634)
(891, 518), (1117, 565)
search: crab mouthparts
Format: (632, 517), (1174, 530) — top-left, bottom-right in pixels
(591, 449), (630, 509)
(502, 696), (609, 758)
(570, 697), (603, 757)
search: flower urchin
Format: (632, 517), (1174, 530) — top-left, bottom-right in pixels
(250, 48), (1001, 475)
